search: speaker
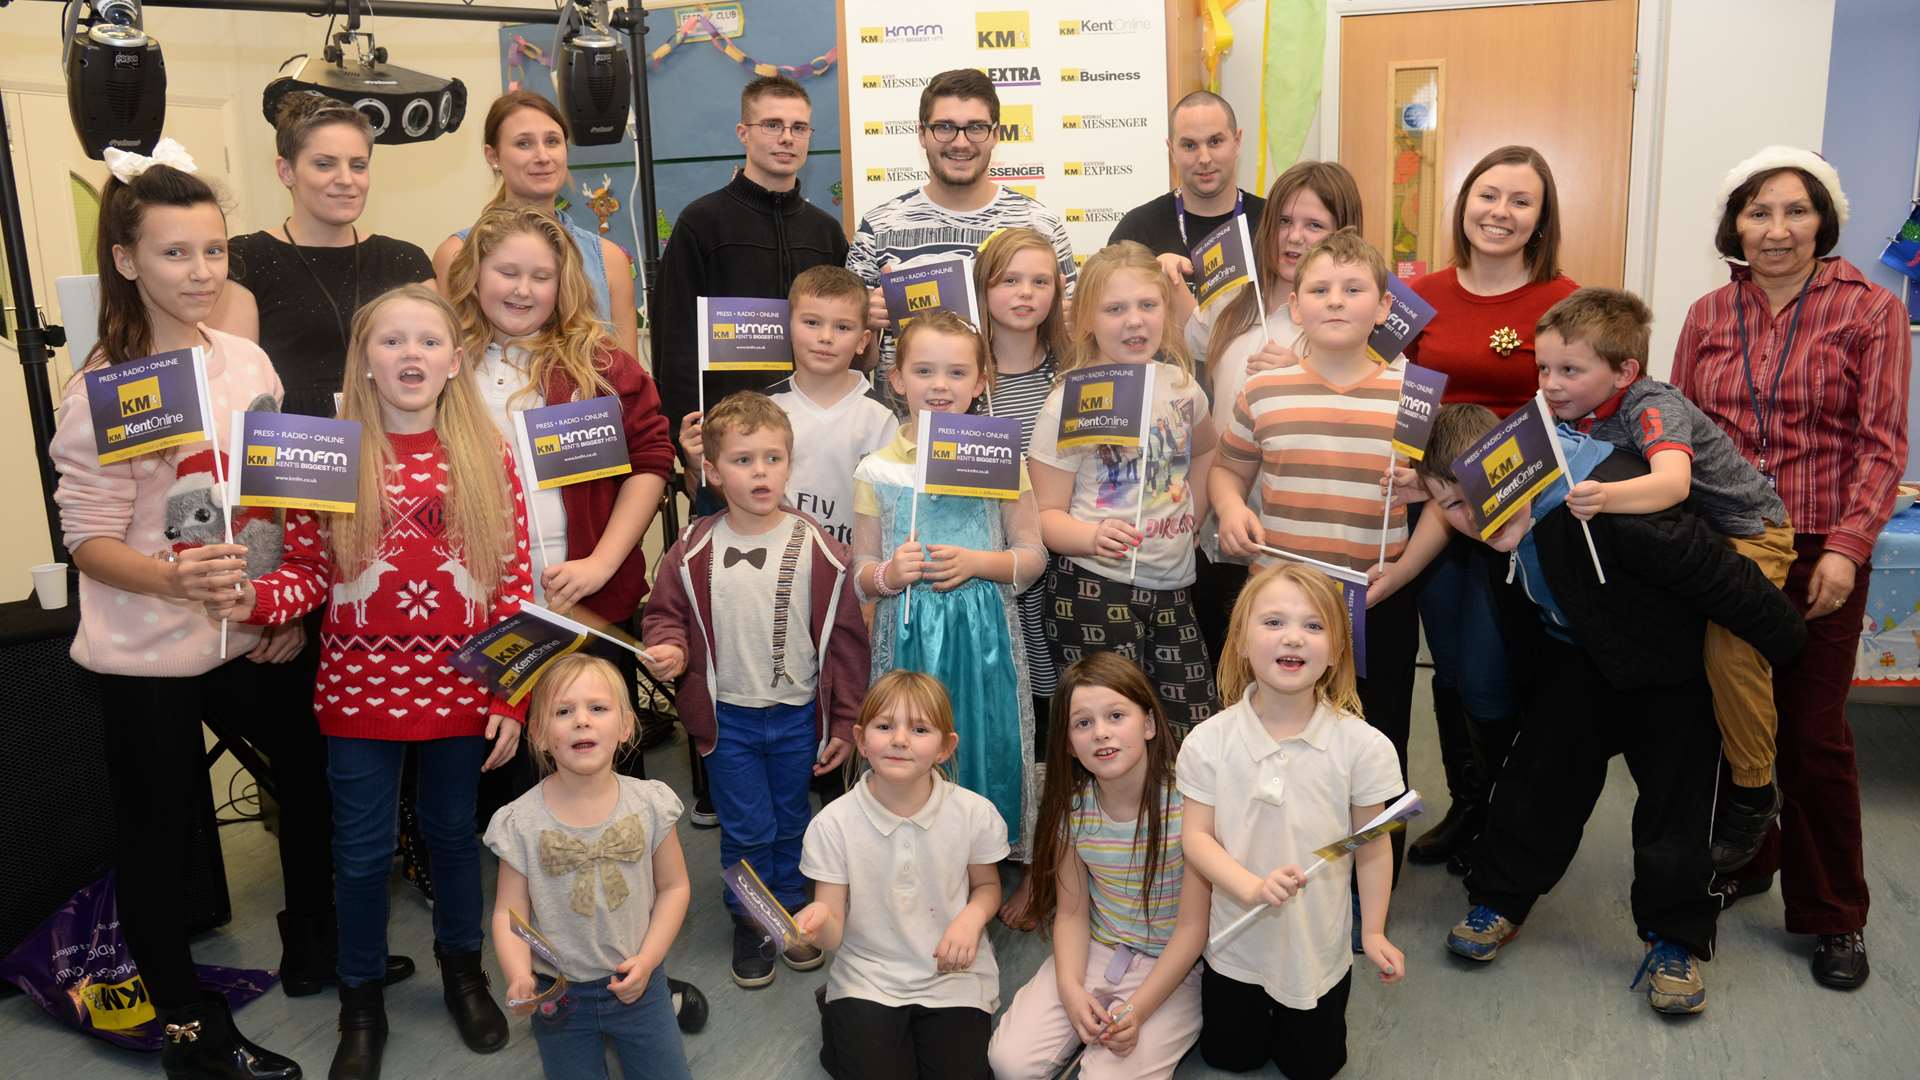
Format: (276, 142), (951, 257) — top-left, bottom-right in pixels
(64, 21), (167, 160)
(0, 599), (228, 961)
(553, 29), (629, 145)
(262, 56), (467, 146)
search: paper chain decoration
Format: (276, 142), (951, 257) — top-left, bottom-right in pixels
(650, 11), (837, 80)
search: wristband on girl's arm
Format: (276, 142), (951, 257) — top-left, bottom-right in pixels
(872, 558), (904, 598)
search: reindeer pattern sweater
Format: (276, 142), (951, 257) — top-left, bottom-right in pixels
(247, 429), (533, 740)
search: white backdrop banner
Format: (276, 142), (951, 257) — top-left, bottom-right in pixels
(842, 2), (1172, 264)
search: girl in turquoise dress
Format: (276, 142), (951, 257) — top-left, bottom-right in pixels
(852, 312), (1048, 856)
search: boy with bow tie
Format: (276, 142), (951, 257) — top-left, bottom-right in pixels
(641, 391), (872, 989)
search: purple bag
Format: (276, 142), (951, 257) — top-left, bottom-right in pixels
(0, 872), (276, 1051)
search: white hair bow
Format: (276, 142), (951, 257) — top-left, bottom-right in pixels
(103, 137), (198, 184)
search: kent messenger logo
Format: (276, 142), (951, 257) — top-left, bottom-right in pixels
(1065, 208), (1123, 223)
(117, 375), (162, 417)
(867, 166), (926, 182)
(864, 119), (919, 136)
(976, 11), (1030, 49)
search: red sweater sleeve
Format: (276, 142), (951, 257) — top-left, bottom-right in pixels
(247, 510), (333, 625)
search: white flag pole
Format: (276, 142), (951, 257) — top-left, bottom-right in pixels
(1209, 790), (1422, 948)
(511, 411), (553, 594)
(199, 354), (232, 658)
(1129, 365), (1157, 583)
(1241, 215), (1270, 343)
(1378, 455), (1397, 570)
(1534, 392), (1606, 584)
(907, 412), (931, 625)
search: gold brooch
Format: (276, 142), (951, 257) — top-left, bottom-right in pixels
(1490, 326), (1522, 357)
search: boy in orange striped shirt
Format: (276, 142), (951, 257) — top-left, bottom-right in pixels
(1208, 228), (1417, 874)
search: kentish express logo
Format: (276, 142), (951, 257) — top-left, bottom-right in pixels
(976, 11), (1030, 49)
(1060, 161), (1135, 177)
(858, 24), (943, 44)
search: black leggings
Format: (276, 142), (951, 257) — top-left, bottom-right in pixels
(97, 655), (330, 1007)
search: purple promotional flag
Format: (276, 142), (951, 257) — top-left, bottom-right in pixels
(698, 297), (793, 372)
(1390, 363), (1450, 461)
(449, 607), (589, 707)
(1191, 214), (1258, 311)
(722, 860), (802, 951)
(1056, 363), (1156, 451)
(1368, 273), (1438, 363)
(515, 395), (633, 491)
(231, 411), (360, 513)
(84, 347), (212, 464)
(916, 411), (1023, 499)
(1451, 393), (1566, 540)
(880, 256), (980, 329)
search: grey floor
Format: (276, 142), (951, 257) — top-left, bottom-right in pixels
(6, 671), (1919, 1078)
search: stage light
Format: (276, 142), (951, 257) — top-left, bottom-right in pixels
(261, 23), (465, 146)
(553, 1), (630, 146)
(62, 0), (167, 160)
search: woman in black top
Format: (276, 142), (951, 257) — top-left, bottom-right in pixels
(212, 92), (434, 417)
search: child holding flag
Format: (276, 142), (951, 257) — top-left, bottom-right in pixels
(1208, 229), (1420, 868)
(214, 284), (531, 1074)
(852, 312), (1047, 856)
(1029, 242), (1218, 736)
(1413, 403), (1806, 1014)
(1177, 562), (1405, 1079)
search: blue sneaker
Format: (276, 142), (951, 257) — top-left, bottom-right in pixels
(1632, 936), (1706, 1014)
(1446, 905), (1519, 961)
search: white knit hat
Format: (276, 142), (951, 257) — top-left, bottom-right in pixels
(1715, 145), (1850, 230)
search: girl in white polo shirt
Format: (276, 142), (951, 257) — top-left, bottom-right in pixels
(794, 671), (1010, 1080)
(1177, 562), (1405, 1080)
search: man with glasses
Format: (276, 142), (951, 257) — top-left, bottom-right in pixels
(656, 74), (850, 468)
(847, 68), (1076, 402)
(1109, 90), (1263, 335)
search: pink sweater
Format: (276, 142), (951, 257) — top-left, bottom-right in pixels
(51, 327), (284, 676)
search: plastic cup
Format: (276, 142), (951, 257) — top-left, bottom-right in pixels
(30, 562), (68, 610)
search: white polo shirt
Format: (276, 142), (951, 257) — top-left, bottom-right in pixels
(1176, 687), (1401, 1008)
(800, 772), (1010, 1012)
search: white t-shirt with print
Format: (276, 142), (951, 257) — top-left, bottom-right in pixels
(770, 374), (896, 548)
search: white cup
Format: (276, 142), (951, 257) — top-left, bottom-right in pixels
(30, 562), (69, 610)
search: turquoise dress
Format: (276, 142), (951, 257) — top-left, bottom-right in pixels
(855, 443), (1039, 855)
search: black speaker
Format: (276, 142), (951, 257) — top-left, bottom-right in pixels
(0, 599), (228, 961)
(64, 20), (167, 160)
(262, 57), (467, 146)
(553, 29), (630, 145)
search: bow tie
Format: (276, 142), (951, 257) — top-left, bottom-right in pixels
(539, 814), (648, 915)
(724, 547), (767, 569)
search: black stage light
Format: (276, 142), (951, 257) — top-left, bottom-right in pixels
(552, 1), (630, 146)
(261, 28), (466, 146)
(63, 0), (167, 160)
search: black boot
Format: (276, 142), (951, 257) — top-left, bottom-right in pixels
(277, 912), (416, 998)
(435, 943), (508, 1053)
(1409, 687), (1481, 865)
(159, 993), (302, 1080)
(328, 981), (387, 1080)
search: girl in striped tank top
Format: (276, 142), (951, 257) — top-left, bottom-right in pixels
(987, 653), (1208, 1079)
(1208, 229), (1420, 873)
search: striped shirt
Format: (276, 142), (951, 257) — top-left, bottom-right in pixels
(1671, 258), (1912, 565)
(847, 187), (1077, 400)
(1219, 362), (1409, 572)
(987, 355), (1060, 696)
(1070, 784), (1185, 956)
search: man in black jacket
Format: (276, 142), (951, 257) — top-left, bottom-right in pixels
(1413, 404), (1806, 1017)
(654, 75), (850, 473)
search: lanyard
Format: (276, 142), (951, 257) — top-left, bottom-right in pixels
(1732, 268), (1813, 478)
(1174, 188), (1243, 250)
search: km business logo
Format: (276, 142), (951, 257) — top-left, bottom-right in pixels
(976, 11), (1030, 49)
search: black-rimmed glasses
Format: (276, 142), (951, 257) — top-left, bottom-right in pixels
(923, 121), (995, 143)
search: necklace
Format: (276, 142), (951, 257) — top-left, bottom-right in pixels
(280, 218), (362, 351)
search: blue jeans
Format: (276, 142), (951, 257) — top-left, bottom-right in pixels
(328, 734), (488, 984)
(1415, 533), (1517, 724)
(707, 700), (816, 916)
(530, 969), (692, 1080)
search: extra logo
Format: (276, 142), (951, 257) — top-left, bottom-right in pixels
(858, 23), (943, 44)
(1060, 68), (1143, 83)
(982, 65), (1041, 87)
(1065, 208), (1123, 223)
(117, 375), (162, 418)
(1202, 243), (1225, 276)
(1057, 16), (1154, 36)
(995, 104), (1034, 143)
(861, 73), (931, 89)
(1077, 380), (1114, 413)
(1061, 114), (1151, 130)
(1061, 161), (1135, 177)
(866, 166), (927, 182)
(976, 11), (1030, 49)
(904, 282), (941, 313)
(863, 119), (919, 136)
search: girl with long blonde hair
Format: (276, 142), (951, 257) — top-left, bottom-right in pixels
(1027, 241), (1218, 739)
(214, 282), (534, 1075)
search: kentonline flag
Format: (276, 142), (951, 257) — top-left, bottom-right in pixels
(85, 346), (213, 465)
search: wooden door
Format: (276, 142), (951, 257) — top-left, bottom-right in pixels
(1339, 0), (1637, 287)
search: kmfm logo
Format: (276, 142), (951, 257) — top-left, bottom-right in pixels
(904, 282), (941, 313)
(245, 444), (278, 468)
(858, 24), (943, 44)
(976, 11), (1030, 49)
(1077, 380), (1114, 413)
(996, 104), (1034, 143)
(117, 375), (162, 418)
(931, 440), (958, 461)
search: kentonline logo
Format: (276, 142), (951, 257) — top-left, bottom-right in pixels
(1057, 17), (1154, 36)
(1060, 161), (1135, 177)
(976, 11), (1030, 49)
(867, 166), (928, 182)
(981, 65), (1042, 87)
(858, 24), (943, 44)
(1060, 68), (1143, 84)
(863, 119), (921, 136)
(861, 74), (931, 90)
(1061, 114), (1151, 130)
(1065, 208), (1123, 224)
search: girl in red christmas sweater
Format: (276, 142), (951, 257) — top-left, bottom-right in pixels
(216, 283), (532, 1079)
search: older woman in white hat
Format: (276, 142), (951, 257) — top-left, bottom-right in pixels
(1670, 146), (1910, 991)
